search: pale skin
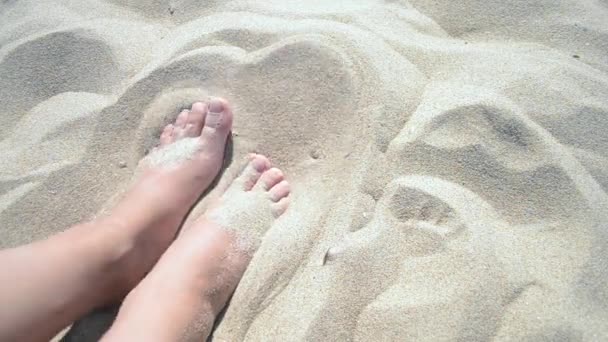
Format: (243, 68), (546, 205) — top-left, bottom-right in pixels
(0, 98), (291, 341)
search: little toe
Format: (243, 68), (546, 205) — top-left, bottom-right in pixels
(199, 97), (234, 151)
(255, 168), (284, 191)
(159, 124), (175, 146)
(184, 102), (207, 137)
(269, 180), (290, 202)
(272, 197), (291, 217)
(234, 154), (271, 191)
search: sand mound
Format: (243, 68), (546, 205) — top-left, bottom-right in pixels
(1, 0), (607, 340)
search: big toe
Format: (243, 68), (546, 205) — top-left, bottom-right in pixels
(199, 97), (233, 150)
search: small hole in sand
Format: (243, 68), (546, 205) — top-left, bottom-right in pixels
(310, 150), (322, 160)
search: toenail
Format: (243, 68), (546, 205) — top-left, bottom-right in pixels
(208, 98), (224, 113)
(205, 111), (222, 128)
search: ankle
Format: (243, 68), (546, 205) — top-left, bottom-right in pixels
(84, 217), (159, 299)
(102, 202), (183, 279)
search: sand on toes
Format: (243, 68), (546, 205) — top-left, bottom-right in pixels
(103, 154), (290, 341)
(138, 97), (234, 197)
(205, 153), (292, 253)
(114, 97), (234, 220)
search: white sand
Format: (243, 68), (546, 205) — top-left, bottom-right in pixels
(1, 0), (608, 340)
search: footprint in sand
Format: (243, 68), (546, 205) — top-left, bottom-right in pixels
(308, 175), (467, 341)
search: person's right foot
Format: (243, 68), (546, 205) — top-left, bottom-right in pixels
(102, 154), (291, 341)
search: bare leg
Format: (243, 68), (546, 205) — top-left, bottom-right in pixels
(0, 98), (233, 341)
(103, 154), (291, 341)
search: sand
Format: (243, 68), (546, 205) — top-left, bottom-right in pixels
(1, 0), (607, 340)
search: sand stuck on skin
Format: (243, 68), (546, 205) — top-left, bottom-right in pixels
(1, 0), (608, 340)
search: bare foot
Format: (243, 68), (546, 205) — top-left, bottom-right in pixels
(100, 98), (233, 296)
(103, 154), (291, 341)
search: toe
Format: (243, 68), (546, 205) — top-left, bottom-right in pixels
(199, 97), (234, 150)
(255, 168), (284, 191)
(269, 180), (290, 202)
(159, 124), (175, 146)
(173, 109), (190, 139)
(272, 197), (290, 217)
(175, 109), (189, 128)
(184, 102), (207, 137)
(234, 154), (271, 191)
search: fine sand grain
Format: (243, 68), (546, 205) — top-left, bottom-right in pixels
(1, 0), (607, 340)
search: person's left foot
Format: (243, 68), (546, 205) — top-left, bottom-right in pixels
(103, 154), (291, 341)
(98, 97), (233, 297)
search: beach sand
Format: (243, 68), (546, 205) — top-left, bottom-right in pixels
(1, 0), (607, 340)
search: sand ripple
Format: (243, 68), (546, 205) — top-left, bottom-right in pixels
(1, 0), (607, 340)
